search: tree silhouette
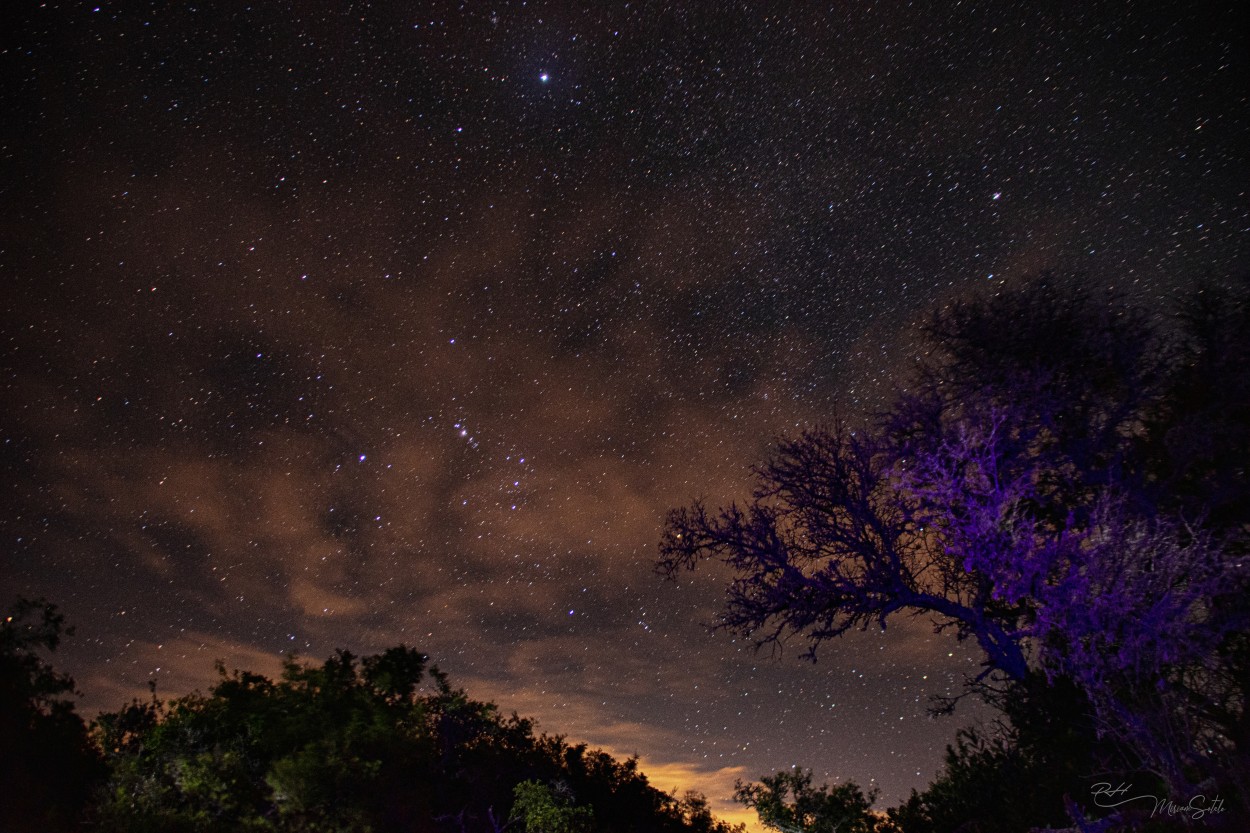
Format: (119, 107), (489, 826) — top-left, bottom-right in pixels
(660, 277), (1250, 819)
(734, 768), (878, 833)
(0, 598), (103, 832)
(90, 643), (742, 833)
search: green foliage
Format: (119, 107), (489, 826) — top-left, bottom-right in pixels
(361, 645), (428, 703)
(510, 779), (594, 833)
(735, 769), (879, 833)
(0, 598), (104, 832)
(93, 647), (435, 831)
(89, 644), (738, 833)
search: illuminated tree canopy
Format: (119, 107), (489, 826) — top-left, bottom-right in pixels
(662, 278), (1250, 806)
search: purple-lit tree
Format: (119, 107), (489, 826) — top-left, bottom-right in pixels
(898, 415), (1242, 795)
(660, 279), (1249, 807)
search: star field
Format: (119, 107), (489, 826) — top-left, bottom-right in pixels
(2, 2), (1246, 827)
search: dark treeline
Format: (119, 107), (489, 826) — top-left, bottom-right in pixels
(1, 600), (743, 833)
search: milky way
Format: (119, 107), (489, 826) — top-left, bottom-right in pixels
(3, 3), (1246, 826)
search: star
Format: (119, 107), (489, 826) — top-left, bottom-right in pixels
(8, 2), (1241, 822)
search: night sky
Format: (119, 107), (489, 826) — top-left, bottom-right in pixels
(3, 1), (1247, 826)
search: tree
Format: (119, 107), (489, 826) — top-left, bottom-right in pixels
(883, 673), (1106, 833)
(659, 278), (1250, 818)
(0, 597), (103, 832)
(510, 779), (594, 833)
(734, 769), (878, 833)
(91, 642), (743, 833)
(676, 789), (747, 833)
(93, 647), (451, 832)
